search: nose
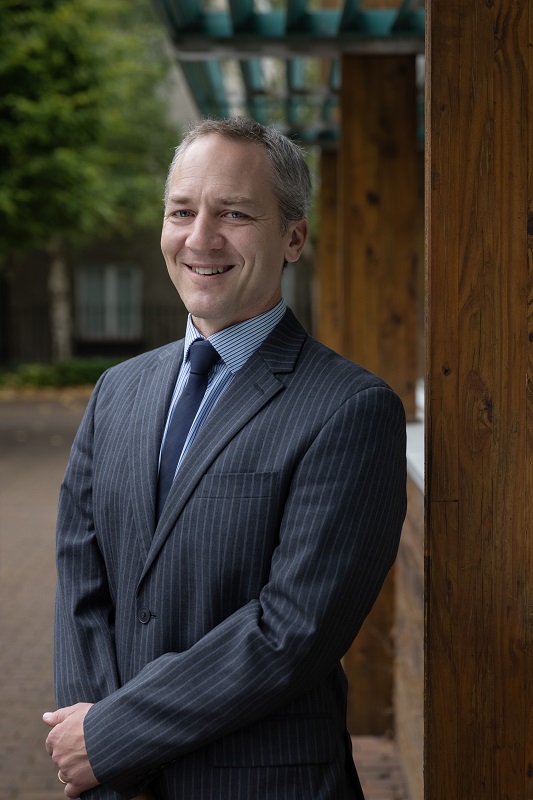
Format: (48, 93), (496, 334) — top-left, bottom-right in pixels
(185, 211), (225, 251)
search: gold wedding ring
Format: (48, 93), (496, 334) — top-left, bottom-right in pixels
(58, 770), (68, 785)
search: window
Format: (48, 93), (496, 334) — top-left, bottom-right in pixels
(76, 264), (142, 341)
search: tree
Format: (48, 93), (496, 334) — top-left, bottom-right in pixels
(0, 0), (178, 359)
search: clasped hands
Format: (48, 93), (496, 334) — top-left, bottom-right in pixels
(44, 703), (154, 799)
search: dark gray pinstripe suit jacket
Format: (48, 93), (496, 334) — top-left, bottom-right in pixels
(54, 308), (407, 800)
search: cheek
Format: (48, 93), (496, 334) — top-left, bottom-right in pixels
(161, 226), (185, 255)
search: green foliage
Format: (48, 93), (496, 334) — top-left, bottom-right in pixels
(0, 0), (178, 254)
(0, 357), (123, 388)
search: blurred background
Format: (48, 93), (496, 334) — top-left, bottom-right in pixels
(0, 2), (425, 798)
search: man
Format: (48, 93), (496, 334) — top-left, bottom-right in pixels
(44, 117), (407, 800)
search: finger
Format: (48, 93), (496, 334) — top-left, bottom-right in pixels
(65, 783), (80, 799)
(56, 772), (74, 799)
(45, 729), (57, 757)
(58, 773), (71, 797)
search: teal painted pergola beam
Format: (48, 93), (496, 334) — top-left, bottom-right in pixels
(228, 0), (254, 32)
(239, 60), (268, 124)
(179, 61), (230, 119)
(392, 0), (425, 33)
(286, 59), (305, 128)
(152, 1), (425, 146)
(154, 4), (424, 40)
(286, 0), (309, 32)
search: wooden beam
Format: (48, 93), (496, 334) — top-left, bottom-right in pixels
(425, 1), (533, 797)
(340, 53), (418, 419)
(170, 37), (424, 61)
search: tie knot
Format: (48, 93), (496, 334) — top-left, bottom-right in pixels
(188, 339), (220, 376)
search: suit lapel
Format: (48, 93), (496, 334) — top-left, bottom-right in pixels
(129, 341), (184, 559)
(138, 309), (308, 585)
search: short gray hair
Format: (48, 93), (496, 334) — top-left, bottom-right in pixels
(164, 117), (312, 232)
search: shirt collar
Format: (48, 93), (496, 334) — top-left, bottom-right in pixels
(184, 299), (286, 374)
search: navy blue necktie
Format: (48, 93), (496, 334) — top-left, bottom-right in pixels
(157, 339), (220, 518)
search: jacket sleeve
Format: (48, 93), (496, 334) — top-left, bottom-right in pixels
(83, 384), (407, 794)
(54, 374), (149, 800)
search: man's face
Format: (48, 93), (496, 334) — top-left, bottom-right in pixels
(161, 134), (308, 337)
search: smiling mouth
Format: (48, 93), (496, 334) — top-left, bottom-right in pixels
(188, 264), (234, 275)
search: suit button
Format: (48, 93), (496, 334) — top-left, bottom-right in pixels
(138, 607), (151, 624)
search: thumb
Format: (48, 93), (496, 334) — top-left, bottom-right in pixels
(42, 705), (75, 727)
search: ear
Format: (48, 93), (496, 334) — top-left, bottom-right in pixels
(283, 219), (309, 264)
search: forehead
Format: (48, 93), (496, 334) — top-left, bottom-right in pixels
(169, 134), (275, 196)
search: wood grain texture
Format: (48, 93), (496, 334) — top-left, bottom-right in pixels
(316, 154), (395, 733)
(343, 568), (396, 736)
(394, 476), (423, 800)
(340, 54), (418, 420)
(321, 57), (421, 736)
(527, 5), (533, 791)
(426, 2), (533, 797)
(315, 148), (343, 352)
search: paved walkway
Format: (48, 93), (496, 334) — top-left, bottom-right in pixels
(0, 389), (92, 800)
(0, 390), (407, 800)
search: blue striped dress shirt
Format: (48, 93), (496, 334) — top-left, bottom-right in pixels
(160, 299), (287, 477)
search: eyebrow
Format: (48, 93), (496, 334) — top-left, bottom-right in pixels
(167, 194), (260, 209)
(217, 196), (259, 208)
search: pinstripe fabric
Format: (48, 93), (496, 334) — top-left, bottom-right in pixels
(160, 300), (286, 475)
(54, 308), (407, 800)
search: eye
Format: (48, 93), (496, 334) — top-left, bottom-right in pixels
(224, 210), (247, 220)
(167, 208), (193, 219)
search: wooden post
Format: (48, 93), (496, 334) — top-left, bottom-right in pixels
(426, 1), (533, 797)
(314, 148), (343, 352)
(333, 53), (419, 736)
(339, 53), (418, 420)
(315, 145), (395, 735)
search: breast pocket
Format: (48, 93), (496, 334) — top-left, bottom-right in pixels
(194, 472), (283, 553)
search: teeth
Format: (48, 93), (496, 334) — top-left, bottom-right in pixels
(192, 265), (230, 275)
